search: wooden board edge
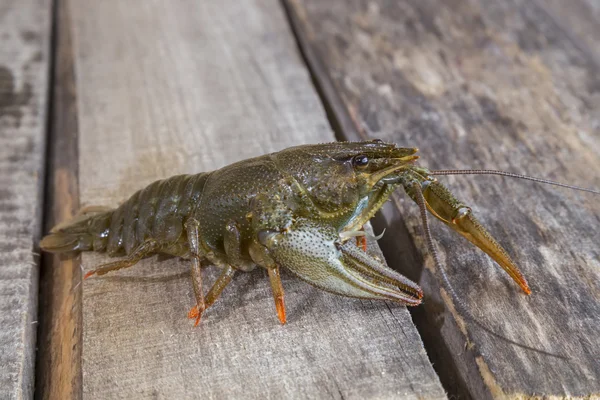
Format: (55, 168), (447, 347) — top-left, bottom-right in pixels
(280, 0), (363, 142)
(35, 0), (83, 398)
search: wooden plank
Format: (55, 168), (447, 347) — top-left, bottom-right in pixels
(67, 0), (446, 398)
(35, 0), (83, 398)
(285, 0), (600, 398)
(0, 0), (51, 398)
(537, 0), (600, 66)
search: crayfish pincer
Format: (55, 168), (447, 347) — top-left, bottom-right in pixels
(41, 140), (598, 325)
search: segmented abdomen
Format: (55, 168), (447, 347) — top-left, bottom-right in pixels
(99, 173), (210, 256)
(41, 173), (210, 256)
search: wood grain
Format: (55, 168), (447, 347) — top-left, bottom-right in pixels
(285, 0), (600, 398)
(537, 0), (600, 67)
(0, 0), (51, 398)
(67, 0), (445, 398)
(35, 0), (83, 398)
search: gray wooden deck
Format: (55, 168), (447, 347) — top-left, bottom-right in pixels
(0, 0), (51, 398)
(0, 0), (598, 399)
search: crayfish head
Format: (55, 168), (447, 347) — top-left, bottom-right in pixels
(272, 140), (419, 217)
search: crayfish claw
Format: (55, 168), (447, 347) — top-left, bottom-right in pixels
(260, 219), (422, 306)
(406, 178), (532, 294)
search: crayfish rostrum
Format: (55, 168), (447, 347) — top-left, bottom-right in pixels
(44, 140), (590, 325)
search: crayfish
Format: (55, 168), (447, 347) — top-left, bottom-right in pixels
(40, 140), (598, 325)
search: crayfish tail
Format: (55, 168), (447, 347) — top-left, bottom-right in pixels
(40, 208), (113, 254)
(40, 231), (87, 253)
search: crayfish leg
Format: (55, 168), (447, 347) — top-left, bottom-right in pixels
(356, 236), (367, 252)
(354, 226), (367, 252)
(268, 266), (287, 324)
(189, 259), (206, 326)
(83, 239), (159, 279)
(188, 265), (236, 326)
(185, 218), (208, 326)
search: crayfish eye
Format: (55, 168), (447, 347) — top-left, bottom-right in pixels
(352, 154), (369, 168)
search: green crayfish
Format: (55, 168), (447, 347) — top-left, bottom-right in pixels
(41, 140), (597, 325)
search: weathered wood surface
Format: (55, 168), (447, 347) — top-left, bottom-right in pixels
(286, 0), (600, 398)
(35, 0), (83, 398)
(0, 0), (51, 398)
(539, 0), (600, 66)
(66, 0), (446, 398)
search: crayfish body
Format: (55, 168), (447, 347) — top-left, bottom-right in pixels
(41, 140), (531, 325)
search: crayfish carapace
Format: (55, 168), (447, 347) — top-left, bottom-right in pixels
(40, 140), (598, 325)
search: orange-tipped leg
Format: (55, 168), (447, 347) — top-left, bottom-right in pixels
(268, 266), (287, 324)
(188, 305), (200, 319)
(187, 304), (204, 327)
(355, 226), (367, 252)
(82, 239), (159, 280)
(187, 265), (236, 327)
(189, 256), (206, 327)
(356, 236), (367, 252)
(84, 270), (95, 280)
(186, 218), (209, 327)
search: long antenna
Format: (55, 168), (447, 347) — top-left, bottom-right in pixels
(409, 181), (570, 360)
(430, 169), (600, 195)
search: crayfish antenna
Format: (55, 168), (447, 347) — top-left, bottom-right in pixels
(429, 169), (600, 195)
